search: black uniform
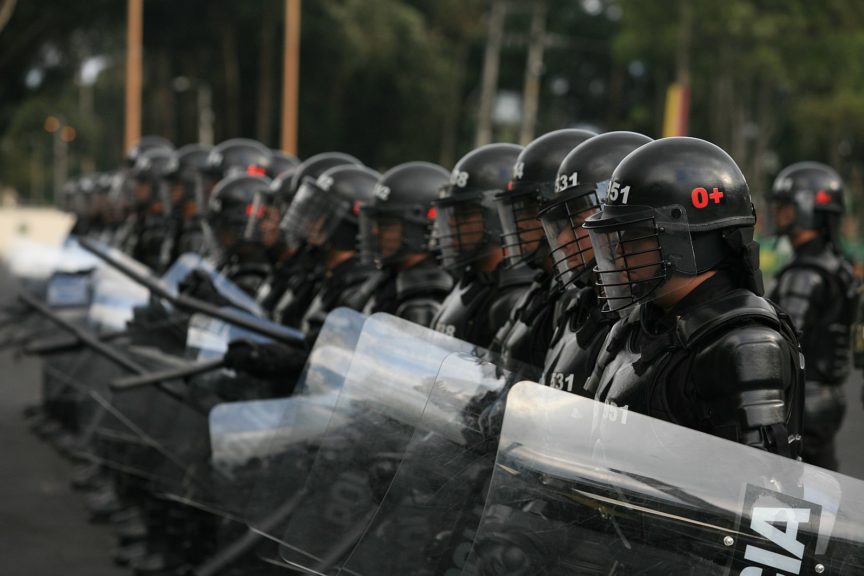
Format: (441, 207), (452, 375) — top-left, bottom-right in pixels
(537, 131), (654, 394)
(432, 264), (534, 346)
(542, 285), (617, 395)
(582, 137), (804, 456)
(770, 237), (856, 469)
(429, 143), (533, 347)
(489, 129), (596, 369)
(366, 259), (453, 327)
(586, 272), (803, 454)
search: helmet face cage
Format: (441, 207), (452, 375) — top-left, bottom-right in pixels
(358, 204), (430, 268)
(586, 205), (697, 313)
(281, 177), (348, 249)
(432, 194), (495, 270)
(497, 189), (548, 267)
(540, 190), (603, 290)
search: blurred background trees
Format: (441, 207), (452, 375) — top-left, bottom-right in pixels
(2, 0), (864, 235)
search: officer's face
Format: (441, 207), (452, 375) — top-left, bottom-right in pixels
(601, 229), (662, 284)
(133, 181), (151, 204)
(260, 206), (282, 247)
(555, 207), (599, 269)
(378, 220), (403, 258)
(772, 202), (796, 231)
(446, 209), (484, 252)
(515, 204), (545, 253)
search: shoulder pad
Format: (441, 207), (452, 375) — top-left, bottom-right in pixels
(395, 297), (443, 327)
(396, 265), (453, 298)
(693, 323), (797, 426)
(497, 263), (537, 290)
(676, 289), (780, 347)
(488, 283), (532, 332)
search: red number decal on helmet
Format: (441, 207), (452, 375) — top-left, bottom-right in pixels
(691, 187), (709, 208)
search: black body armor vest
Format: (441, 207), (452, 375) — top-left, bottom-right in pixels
(770, 238), (858, 385)
(490, 272), (559, 370)
(431, 263), (535, 347)
(541, 285), (617, 396)
(585, 277), (804, 457)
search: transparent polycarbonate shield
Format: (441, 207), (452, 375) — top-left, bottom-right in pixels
(162, 252), (264, 316)
(462, 382), (864, 575)
(340, 352), (540, 576)
(206, 309), (368, 518)
(246, 313), (480, 573)
(85, 243), (153, 331)
(185, 308), (303, 361)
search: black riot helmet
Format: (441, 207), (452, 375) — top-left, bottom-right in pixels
(204, 138), (272, 186)
(207, 174), (272, 253)
(539, 131), (653, 291)
(765, 162), (845, 244)
(359, 161), (450, 268)
(282, 165), (381, 251)
(126, 135), (173, 167)
(584, 137), (760, 312)
(431, 143), (523, 271)
(270, 167), (300, 213)
(496, 128), (597, 268)
(131, 147), (176, 213)
(167, 144), (212, 216)
(288, 151), (363, 195)
(268, 150), (301, 179)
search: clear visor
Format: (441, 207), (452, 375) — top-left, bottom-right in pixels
(497, 195), (546, 266)
(432, 201), (490, 268)
(761, 191), (814, 237)
(281, 178), (346, 248)
(540, 193), (602, 289)
(359, 206), (404, 267)
(587, 205), (696, 312)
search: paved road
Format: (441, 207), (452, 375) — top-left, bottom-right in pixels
(0, 307), (125, 575)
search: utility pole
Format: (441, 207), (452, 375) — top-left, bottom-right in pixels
(124, 0), (143, 154)
(475, 0), (506, 147)
(519, 0), (547, 145)
(663, 0), (692, 137)
(280, 0), (301, 155)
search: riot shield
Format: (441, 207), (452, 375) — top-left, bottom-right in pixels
(339, 352), (539, 576)
(209, 307), (367, 469)
(463, 382), (864, 575)
(86, 244), (152, 332)
(247, 313), (482, 573)
(162, 252), (263, 316)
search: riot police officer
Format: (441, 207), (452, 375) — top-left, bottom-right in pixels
(360, 162), (454, 326)
(583, 137), (804, 456)
(261, 151), (363, 326)
(292, 165), (384, 326)
(766, 162), (857, 470)
(124, 147), (176, 271)
(540, 131), (653, 394)
(196, 173), (275, 295)
(429, 143), (535, 346)
(224, 165), (384, 378)
(489, 128), (596, 369)
(162, 143), (213, 264)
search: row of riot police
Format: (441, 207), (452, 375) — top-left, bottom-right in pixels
(59, 129), (856, 469)
(23, 126), (862, 575)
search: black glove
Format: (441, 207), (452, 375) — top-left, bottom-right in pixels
(223, 338), (306, 380)
(178, 269), (233, 307)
